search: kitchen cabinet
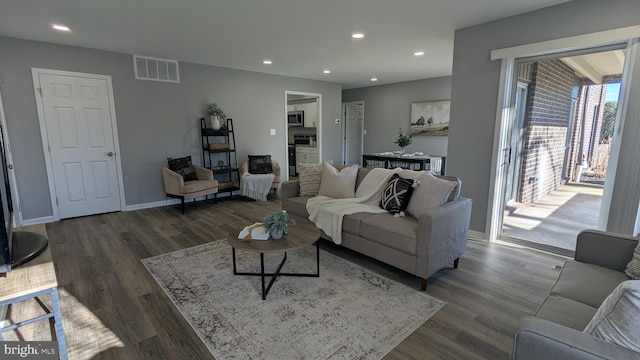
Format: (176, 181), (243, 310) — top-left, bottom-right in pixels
(295, 146), (318, 165)
(288, 101), (318, 128)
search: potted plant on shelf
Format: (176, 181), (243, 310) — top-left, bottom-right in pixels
(263, 210), (296, 239)
(205, 103), (226, 130)
(394, 128), (412, 153)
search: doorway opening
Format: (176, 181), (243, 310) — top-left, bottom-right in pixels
(285, 91), (321, 180)
(500, 46), (625, 254)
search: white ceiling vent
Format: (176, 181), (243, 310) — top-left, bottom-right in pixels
(133, 55), (180, 83)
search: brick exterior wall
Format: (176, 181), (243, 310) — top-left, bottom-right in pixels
(518, 60), (575, 204)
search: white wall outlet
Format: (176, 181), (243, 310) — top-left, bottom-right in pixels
(335, 118), (341, 124)
(363, 129), (367, 135)
(270, 129), (276, 135)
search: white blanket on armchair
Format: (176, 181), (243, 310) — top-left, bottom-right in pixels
(306, 168), (396, 244)
(240, 172), (275, 201)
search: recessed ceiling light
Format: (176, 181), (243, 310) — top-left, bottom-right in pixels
(262, 59), (273, 65)
(52, 24), (71, 32)
(352, 33), (365, 39)
(370, 78), (378, 82)
(414, 51), (425, 56)
(322, 69), (331, 74)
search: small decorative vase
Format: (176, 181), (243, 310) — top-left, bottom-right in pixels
(399, 147), (405, 154)
(211, 116), (222, 130)
(270, 228), (284, 240)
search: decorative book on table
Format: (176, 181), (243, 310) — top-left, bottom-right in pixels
(238, 223), (270, 240)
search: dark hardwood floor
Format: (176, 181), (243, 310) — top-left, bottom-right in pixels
(19, 195), (563, 359)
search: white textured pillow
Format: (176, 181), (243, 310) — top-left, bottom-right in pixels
(583, 280), (640, 352)
(318, 163), (359, 198)
(298, 162), (324, 196)
(625, 242), (640, 279)
(406, 172), (457, 218)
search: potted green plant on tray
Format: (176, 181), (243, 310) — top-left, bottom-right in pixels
(263, 210), (296, 239)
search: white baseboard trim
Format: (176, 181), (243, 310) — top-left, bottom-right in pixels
(468, 230), (486, 241)
(126, 193), (232, 212)
(20, 216), (55, 226)
(24, 194), (233, 221)
(126, 199), (180, 211)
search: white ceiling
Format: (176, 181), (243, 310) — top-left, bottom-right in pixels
(0, 0), (572, 89)
(561, 50), (626, 84)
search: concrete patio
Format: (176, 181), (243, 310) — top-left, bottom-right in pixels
(502, 183), (603, 252)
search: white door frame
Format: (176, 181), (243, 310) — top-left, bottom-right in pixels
(284, 90), (322, 180)
(32, 68), (126, 221)
(504, 82), (527, 203)
(486, 26), (640, 241)
(0, 80), (23, 226)
(485, 58), (517, 242)
(341, 101), (364, 165)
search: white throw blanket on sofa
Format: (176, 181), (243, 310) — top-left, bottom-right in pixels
(239, 172), (275, 201)
(306, 168), (397, 244)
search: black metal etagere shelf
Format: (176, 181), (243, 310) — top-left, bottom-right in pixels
(200, 118), (240, 195)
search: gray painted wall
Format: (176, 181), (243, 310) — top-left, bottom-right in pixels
(342, 77), (450, 157)
(0, 36), (342, 220)
(448, 0), (640, 233)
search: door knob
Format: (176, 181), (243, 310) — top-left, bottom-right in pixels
(107, 152), (114, 157)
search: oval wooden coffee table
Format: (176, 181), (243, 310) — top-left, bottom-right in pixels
(227, 216), (321, 300)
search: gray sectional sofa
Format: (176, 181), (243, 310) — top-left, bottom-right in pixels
(512, 229), (640, 360)
(281, 167), (472, 290)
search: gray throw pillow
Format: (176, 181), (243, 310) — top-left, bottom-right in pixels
(406, 172), (457, 218)
(625, 242), (640, 280)
(583, 280), (640, 352)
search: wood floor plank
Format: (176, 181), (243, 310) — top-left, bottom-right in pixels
(138, 291), (214, 360)
(13, 194), (565, 359)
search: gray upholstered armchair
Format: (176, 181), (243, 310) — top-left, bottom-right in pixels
(163, 165), (218, 213)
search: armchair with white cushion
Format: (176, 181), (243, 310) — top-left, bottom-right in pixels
(238, 158), (280, 200)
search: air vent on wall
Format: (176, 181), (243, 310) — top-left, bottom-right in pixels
(133, 55), (180, 83)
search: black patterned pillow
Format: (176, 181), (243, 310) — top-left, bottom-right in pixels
(248, 155), (273, 174)
(380, 174), (415, 214)
(167, 156), (198, 181)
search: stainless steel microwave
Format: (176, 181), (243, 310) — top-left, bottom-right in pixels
(287, 111), (304, 126)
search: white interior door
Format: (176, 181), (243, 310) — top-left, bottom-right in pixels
(344, 102), (363, 165)
(36, 72), (122, 219)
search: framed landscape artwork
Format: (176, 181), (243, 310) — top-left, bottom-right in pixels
(410, 100), (450, 136)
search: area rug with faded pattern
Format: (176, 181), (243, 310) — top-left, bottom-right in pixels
(142, 240), (445, 360)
